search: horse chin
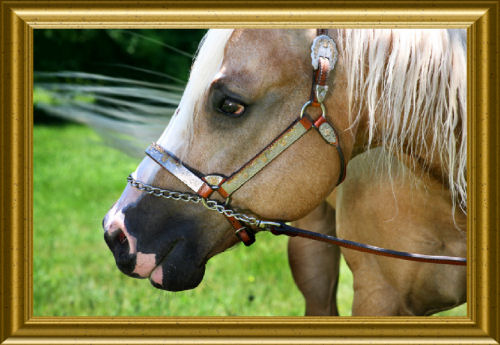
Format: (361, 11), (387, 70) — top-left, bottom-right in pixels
(148, 262), (205, 291)
(147, 246), (206, 291)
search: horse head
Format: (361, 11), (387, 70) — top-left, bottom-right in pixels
(102, 29), (355, 291)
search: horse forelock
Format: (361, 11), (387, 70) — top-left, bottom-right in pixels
(156, 29), (234, 158)
(338, 29), (467, 213)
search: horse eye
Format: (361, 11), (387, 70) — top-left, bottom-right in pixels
(218, 98), (246, 117)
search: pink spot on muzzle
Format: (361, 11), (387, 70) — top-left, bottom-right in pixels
(150, 265), (163, 286)
(133, 252), (157, 277)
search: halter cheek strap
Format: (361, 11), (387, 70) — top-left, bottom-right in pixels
(309, 31), (346, 185)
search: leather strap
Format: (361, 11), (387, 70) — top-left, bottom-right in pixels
(307, 32), (346, 185)
(270, 223), (466, 266)
(146, 143), (206, 194)
(219, 117), (313, 196)
(310, 57), (331, 106)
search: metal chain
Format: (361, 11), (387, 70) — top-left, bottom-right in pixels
(127, 175), (202, 203)
(126, 175), (276, 228)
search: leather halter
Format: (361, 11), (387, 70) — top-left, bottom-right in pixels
(146, 30), (345, 246)
(130, 30), (466, 266)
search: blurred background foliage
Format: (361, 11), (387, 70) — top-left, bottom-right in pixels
(34, 29), (206, 124)
(35, 29), (205, 82)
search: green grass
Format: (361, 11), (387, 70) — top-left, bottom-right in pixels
(33, 124), (465, 317)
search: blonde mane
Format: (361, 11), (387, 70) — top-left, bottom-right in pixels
(157, 29), (234, 156)
(338, 29), (467, 212)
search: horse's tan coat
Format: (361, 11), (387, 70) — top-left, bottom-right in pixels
(288, 202), (340, 316)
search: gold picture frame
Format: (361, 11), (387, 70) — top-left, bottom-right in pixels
(1, 1), (499, 344)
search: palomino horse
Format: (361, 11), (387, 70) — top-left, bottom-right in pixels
(103, 29), (466, 313)
(289, 148), (466, 316)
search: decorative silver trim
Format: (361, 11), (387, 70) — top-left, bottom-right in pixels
(220, 119), (311, 195)
(146, 145), (205, 193)
(318, 122), (338, 145)
(315, 84), (328, 103)
(203, 175), (225, 188)
(310, 34), (338, 71)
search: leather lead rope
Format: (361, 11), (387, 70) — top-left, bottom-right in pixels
(270, 223), (467, 266)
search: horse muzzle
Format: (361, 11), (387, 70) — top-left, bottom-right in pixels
(102, 198), (208, 291)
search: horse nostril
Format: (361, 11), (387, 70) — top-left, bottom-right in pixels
(104, 228), (129, 251)
(103, 228), (137, 276)
(118, 231), (127, 244)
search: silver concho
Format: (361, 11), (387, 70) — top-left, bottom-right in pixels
(318, 122), (338, 145)
(315, 84), (328, 103)
(310, 35), (338, 71)
(203, 175), (225, 187)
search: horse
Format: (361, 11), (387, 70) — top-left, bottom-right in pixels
(288, 148), (466, 316)
(102, 29), (467, 314)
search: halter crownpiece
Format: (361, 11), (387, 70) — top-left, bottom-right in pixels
(311, 33), (337, 104)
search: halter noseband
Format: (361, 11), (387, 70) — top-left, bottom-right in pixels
(127, 30), (466, 266)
